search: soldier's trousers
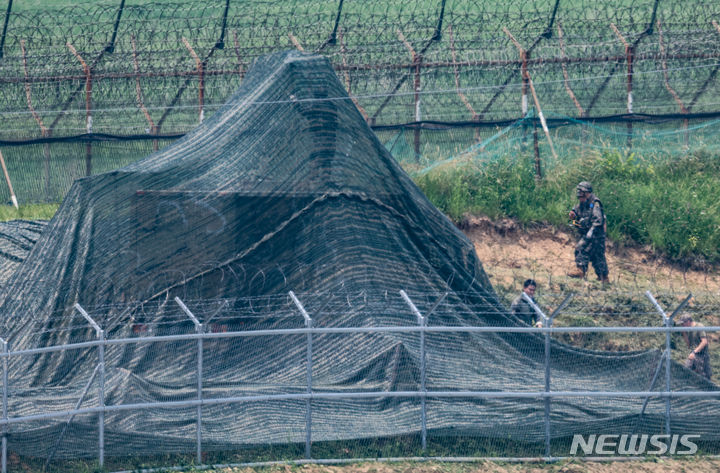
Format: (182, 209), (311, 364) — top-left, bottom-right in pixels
(574, 234), (608, 278)
(685, 350), (712, 380)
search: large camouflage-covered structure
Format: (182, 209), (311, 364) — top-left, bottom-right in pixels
(0, 51), (716, 461)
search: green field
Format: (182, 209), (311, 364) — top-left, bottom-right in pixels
(414, 145), (720, 264)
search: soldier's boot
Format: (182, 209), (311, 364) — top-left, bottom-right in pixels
(600, 274), (610, 288)
(567, 265), (586, 279)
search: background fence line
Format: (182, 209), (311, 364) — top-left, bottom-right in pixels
(1, 1), (720, 203)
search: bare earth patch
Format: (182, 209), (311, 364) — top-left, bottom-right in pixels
(460, 215), (720, 296)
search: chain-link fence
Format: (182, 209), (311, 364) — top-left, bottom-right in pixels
(1, 290), (718, 472)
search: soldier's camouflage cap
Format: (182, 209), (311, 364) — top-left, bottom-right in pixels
(576, 181), (593, 196)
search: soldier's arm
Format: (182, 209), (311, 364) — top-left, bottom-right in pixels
(570, 203), (580, 219)
(693, 334), (708, 354)
(586, 202), (604, 238)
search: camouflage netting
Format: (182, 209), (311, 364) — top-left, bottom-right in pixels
(0, 219), (46, 284)
(0, 51), (717, 462)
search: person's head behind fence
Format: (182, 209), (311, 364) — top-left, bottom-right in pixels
(677, 313), (693, 325)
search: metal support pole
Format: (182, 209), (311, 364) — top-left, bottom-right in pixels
(413, 55), (422, 161)
(196, 326), (202, 463)
(626, 45), (634, 149)
(0, 149), (18, 209)
(611, 24), (634, 149)
(44, 365), (100, 470)
(645, 291), (693, 436)
(1, 339), (7, 473)
(182, 37), (204, 123)
(521, 50), (529, 116)
(523, 292), (567, 459)
(639, 348), (667, 420)
(543, 321), (551, 457)
(74, 303), (104, 467)
(98, 329), (105, 468)
(543, 290), (574, 453)
(66, 43), (93, 176)
(289, 291), (313, 459)
(532, 111), (541, 181)
(175, 297), (203, 464)
(398, 30), (422, 161)
(399, 290), (428, 451)
(663, 310), (671, 436)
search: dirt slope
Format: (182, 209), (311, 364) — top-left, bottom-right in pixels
(460, 215), (720, 296)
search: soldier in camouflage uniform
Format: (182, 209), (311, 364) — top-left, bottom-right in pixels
(510, 279), (542, 327)
(567, 181), (609, 283)
(678, 313), (712, 380)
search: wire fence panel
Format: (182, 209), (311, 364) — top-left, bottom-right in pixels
(0, 291), (719, 471)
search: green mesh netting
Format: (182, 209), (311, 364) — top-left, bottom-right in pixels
(0, 51), (716, 464)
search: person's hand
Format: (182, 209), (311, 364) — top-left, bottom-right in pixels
(688, 352), (696, 361)
(534, 321), (543, 328)
(569, 210), (577, 219)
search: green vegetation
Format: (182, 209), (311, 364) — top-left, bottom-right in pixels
(0, 203), (58, 221)
(415, 148), (720, 265)
(3, 145), (719, 267)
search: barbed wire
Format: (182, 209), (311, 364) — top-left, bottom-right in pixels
(2, 266), (717, 345)
(0, 0), (720, 142)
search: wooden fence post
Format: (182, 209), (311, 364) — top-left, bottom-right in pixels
(22, 39), (50, 201)
(504, 27), (558, 178)
(657, 20), (689, 148)
(611, 23), (634, 150)
(67, 42), (93, 176)
(398, 29), (422, 162)
(232, 30), (246, 78)
(556, 22), (588, 155)
(182, 37), (204, 123)
(338, 28), (369, 122)
(132, 35), (159, 151)
(288, 33), (304, 51)
(448, 24), (481, 140)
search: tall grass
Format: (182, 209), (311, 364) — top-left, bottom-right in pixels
(415, 149), (720, 265)
(0, 203), (58, 221)
(2, 146), (718, 266)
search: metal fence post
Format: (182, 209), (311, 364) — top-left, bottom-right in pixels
(175, 297), (204, 465)
(639, 347), (667, 423)
(645, 291), (693, 436)
(44, 365), (100, 470)
(543, 320), (551, 458)
(523, 292), (572, 458)
(1, 338), (7, 473)
(289, 291), (313, 459)
(399, 290), (446, 452)
(523, 292), (551, 457)
(399, 290), (427, 450)
(73, 303), (104, 468)
(99, 329), (105, 467)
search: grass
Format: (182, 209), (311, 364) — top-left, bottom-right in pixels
(415, 148), (720, 265)
(3, 145), (719, 267)
(0, 203), (58, 221)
